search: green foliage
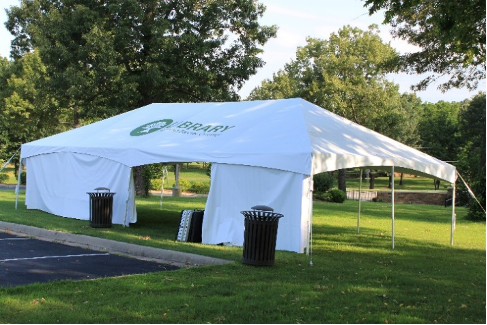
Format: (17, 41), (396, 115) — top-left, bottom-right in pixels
(149, 178), (162, 191)
(206, 163), (212, 178)
(396, 93), (423, 146)
(324, 189), (347, 203)
(0, 173), (9, 183)
(174, 178), (192, 192)
(457, 92), (486, 183)
(313, 172), (335, 193)
(6, 0), (277, 127)
(144, 163), (166, 181)
(0, 52), (67, 162)
(248, 25), (418, 142)
(417, 101), (462, 161)
(364, 0), (486, 91)
(467, 166), (486, 221)
(11, 170), (27, 185)
(190, 181), (211, 194)
(1, 192), (484, 323)
(19, 171), (26, 185)
(150, 178), (210, 195)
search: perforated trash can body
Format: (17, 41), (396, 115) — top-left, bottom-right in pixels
(240, 210), (283, 266)
(87, 188), (116, 228)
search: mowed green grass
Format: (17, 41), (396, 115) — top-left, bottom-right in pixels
(156, 163), (211, 188)
(345, 174), (451, 191)
(0, 190), (485, 323)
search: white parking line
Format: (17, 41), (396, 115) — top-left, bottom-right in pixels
(0, 253), (110, 262)
(0, 238), (30, 241)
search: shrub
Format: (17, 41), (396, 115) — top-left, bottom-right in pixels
(313, 172), (334, 193)
(15, 171), (26, 185)
(172, 178), (191, 192)
(325, 189), (346, 203)
(0, 173), (8, 184)
(150, 179), (162, 191)
(313, 192), (327, 201)
(190, 181), (210, 194)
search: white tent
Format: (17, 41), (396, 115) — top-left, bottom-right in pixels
(19, 98), (457, 253)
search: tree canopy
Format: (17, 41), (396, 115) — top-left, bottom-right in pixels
(249, 25), (417, 143)
(364, 0), (486, 92)
(0, 52), (66, 161)
(6, 0), (277, 127)
(416, 100), (462, 162)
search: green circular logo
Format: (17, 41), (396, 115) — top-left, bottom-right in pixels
(130, 119), (174, 136)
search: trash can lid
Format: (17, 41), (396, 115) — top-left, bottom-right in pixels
(251, 205), (273, 212)
(94, 187), (110, 192)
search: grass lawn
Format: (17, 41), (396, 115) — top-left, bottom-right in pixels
(0, 190), (485, 323)
(345, 174), (451, 192)
(157, 163), (211, 188)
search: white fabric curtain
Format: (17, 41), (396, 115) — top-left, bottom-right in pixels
(25, 152), (136, 226)
(202, 163), (311, 253)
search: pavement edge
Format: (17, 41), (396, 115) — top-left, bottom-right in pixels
(0, 221), (233, 268)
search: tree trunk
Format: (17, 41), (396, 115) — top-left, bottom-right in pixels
(399, 173), (404, 186)
(172, 163), (182, 196)
(133, 165), (148, 197)
(364, 169), (370, 186)
(369, 173), (375, 189)
(338, 169), (347, 192)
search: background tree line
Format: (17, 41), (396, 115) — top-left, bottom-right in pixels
(0, 0), (485, 220)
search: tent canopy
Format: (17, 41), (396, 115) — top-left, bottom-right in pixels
(21, 98), (456, 182)
(20, 98), (457, 252)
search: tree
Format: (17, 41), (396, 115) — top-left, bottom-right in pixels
(459, 92), (487, 179)
(0, 57), (15, 162)
(250, 25), (407, 137)
(249, 25), (411, 191)
(396, 93), (423, 186)
(396, 93), (423, 146)
(6, 0), (277, 195)
(457, 93), (486, 220)
(364, 0), (486, 92)
(416, 100), (462, 162)
(0, 52), (66, 164)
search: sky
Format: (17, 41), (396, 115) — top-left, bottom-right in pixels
(1, 0), (484, 103)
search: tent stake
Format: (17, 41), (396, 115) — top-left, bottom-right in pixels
(357, 169), (362, 234)
(391, 166), (395, 249)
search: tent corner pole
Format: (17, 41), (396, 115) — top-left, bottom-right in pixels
(123, 168), (133, 227)
(450, 180), (456, 246)
(391, 166), (395, 249)
(308, 172), (314, 266)
(15, 157), (23, 210)
(357, 169), (362, 234)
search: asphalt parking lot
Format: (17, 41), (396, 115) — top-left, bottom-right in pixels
(0, 232), (179, 288)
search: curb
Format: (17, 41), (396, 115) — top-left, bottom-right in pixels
(0, 184), (25, 190)
(0, 221), (232, 268)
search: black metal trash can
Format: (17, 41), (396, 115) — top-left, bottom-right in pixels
(240, 205), (284, 266)
(87, 187), (116, 228)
